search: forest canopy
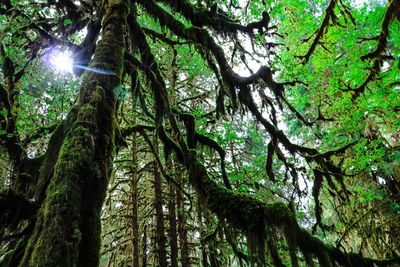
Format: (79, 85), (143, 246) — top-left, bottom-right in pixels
(0, 0), (399, 266)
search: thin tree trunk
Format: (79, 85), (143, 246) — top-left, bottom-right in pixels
(168, 183), (179, 267)
(131, 133), (139, 267)
(204, 211), (218, 267)
(198, 203), (209, 267)
(166, 39), (179, 267)
(142, 225), (147, 267)
(201, 244), (209, 267)
(177, 188), (189, 267)
(19, 0), (129, 265)
(154, 160), (168, 266)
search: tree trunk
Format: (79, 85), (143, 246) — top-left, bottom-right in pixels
(168, 183), (179, 267)
(131, 133), (140, 267)
(141, 225), (148, 267)
(19, 0), (129, 265)
(154, 161), (168, 266)
(177, 188), (190, 267)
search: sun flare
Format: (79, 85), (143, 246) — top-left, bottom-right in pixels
(47, 49), (73, 73)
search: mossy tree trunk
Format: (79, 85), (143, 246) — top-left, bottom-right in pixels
(177, 188), (189, 267)
(130, 133), (140, 267)
(153, 160), (168, 267)
(168, 183), (179, 267)
(19, 0), (129, 266)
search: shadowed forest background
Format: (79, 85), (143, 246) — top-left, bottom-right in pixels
(0, 0), (399, 266)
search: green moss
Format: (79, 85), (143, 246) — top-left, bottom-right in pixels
(20, 81), (112, 267)
(265, 201), (294, 226)
(22, 113), (104, 265)
(19, 0), (128, 265)
(187, 155), (304, 267)
(189, 156), (266, 230)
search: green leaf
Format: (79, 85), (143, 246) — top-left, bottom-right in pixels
(63, 19), (72, 26)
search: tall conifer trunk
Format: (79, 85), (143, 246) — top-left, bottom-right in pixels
(177, 188), (189, 267)
(154, 160), (168, 266)
(168, 183), (179, 267)
(141, 225), (148, 267)
(131, 133), (140, 267)
(19, 0), (129, 265)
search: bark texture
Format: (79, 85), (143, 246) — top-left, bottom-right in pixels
(154, 161), (168, 267)
(177, 188), (189, 267)
(168, 183), (179, 267)
(130, 134), (140, 267)
(19, 0), (129, 265)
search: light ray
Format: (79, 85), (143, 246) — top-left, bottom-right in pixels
(45, 47), (115, 76)
(74, 65), (115, 75)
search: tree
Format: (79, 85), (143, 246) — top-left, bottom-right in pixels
(1, 0), (128, 265)
(0, 0), (399, 266)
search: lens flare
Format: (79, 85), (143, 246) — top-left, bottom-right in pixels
(74, 65), (115, 75)
(46, 48), (73, 73)
(45, 47), (115, 76)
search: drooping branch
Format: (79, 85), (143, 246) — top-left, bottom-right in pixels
(138, 0), (335, 157)
(299, 0), (337, 63)
(175, 111), (232, 189)
(137, 2), (360, 234)
(299, 0), (355, 64)
(350, 0), (400, 98)
(156, 0), (270, 36)
(142, 27), (189, 46)
(12, 8), (81, 50)
(122, 5), (400, 265)
(360, 0), (399, 62)
(184, 150), (400, 267)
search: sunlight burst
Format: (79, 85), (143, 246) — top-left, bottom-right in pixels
(47, 48), (73, 73)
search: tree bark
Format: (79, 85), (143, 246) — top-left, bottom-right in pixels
(141, 225), (148, 267)
(168, 183), (179, 267)
(19, 0), (129, 265)
(131, 133), (140, 267)
(154, 160), (168, 266)
(177, 188), (190, 267)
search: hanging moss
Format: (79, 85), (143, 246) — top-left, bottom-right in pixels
(188, 154), (296, 232)
(247, 226), (266, 267)
(184, 150), (400, 267)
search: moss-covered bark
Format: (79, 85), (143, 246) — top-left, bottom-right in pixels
(153, 161), (168, 267)
(19, 0), (129, 266)
(185, 150), (400, 267)
(168, 183), (179, 267)
(130, 134), (140, 267)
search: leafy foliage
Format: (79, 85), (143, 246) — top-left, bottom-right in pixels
(0, 0), (399, 266)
